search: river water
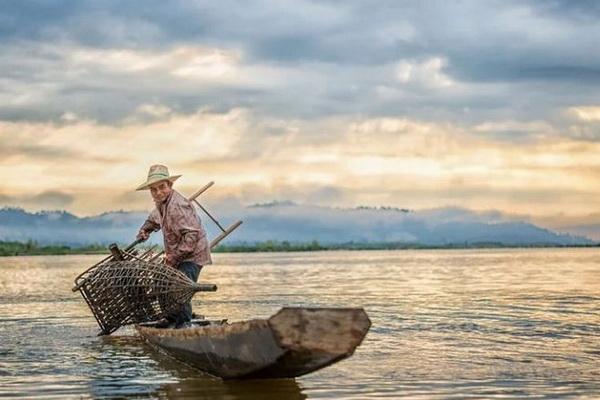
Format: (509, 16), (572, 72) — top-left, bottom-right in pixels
(0, 249), (598, 399)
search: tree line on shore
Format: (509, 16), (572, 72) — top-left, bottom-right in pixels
(1, 239), (597, 256)
(0, 240), (107, 256)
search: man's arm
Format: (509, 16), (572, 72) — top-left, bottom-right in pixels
(137, 209), (161, 241)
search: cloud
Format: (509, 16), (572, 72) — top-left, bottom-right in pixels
(69, 45), (242, 81)
(473, 120), (558, 141)
(2, 98), (600, 220)
(565, 105), (600, 140)
(568, 106), (600, 122)
(0, 142), (75, 160)
(0, 190), (74, 209)
(396, 57), (454, 88)
(1, 1), (600, 222)
(1, 1), (600, 126)
(3, 107), (600, 216)
(31, 191), (75, 207)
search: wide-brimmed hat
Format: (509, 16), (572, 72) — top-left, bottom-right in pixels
(136, 164), (182, 191)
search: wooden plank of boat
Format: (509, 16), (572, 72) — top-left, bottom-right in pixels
(135, 307), (371, 379)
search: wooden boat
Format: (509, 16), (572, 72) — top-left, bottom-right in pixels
(136, 307), (371, 379)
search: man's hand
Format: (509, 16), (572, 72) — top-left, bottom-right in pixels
(136, 229), (150, 241)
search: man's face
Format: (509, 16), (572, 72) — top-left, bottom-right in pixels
(149, 180), (172, 203)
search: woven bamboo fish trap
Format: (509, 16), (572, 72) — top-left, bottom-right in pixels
(73, 244), (217, 335)
(72, 181), (242, 335)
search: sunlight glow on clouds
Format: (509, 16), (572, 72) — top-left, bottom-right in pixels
(1, 0), (600, 229)
(2, 108), (600, 218)
(70, 46), (240, 81)
(569, 106), (600, 122)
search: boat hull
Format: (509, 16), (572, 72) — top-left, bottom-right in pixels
(136, 307), (371, 379)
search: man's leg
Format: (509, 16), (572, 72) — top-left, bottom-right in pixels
(174, 261), (202, 327)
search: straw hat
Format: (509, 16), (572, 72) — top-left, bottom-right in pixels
(136, 164), (182, 191)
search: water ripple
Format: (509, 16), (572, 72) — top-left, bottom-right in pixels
(0, 249), (599, 398)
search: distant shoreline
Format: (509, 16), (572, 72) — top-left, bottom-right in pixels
(1, 240), (598, 257)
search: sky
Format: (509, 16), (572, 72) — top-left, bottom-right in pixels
(1, 0), (599, 229)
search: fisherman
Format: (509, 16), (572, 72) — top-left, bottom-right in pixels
(135, 164), (212, 328)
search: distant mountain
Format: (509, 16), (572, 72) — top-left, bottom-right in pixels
(0, 208), (148, 246)
(0, 203), (593, 247)
(550, 223), (600, 242)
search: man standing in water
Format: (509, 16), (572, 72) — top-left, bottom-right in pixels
(135, 164), (212, 328)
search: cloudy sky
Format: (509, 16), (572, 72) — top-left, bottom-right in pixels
(1, 0), (599, 227)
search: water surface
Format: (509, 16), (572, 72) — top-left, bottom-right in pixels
(0, 249), (599, 398)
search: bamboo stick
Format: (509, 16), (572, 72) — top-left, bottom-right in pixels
(189, 181), (214, 201)
(210, 221), (243, 248)
(193, 199), (226, 232)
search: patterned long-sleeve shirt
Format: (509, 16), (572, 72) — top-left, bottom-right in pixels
(139, 190), (212, 266)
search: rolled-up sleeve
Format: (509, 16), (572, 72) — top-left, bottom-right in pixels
(140, 208), (161, 234)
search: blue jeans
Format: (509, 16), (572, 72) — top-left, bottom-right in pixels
(168, 261), (202, 325)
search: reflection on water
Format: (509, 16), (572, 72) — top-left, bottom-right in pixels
(0, 249), (599, 398)
(88, 335), (306, 399)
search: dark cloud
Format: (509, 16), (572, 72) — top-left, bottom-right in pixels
(0, 0), (81, 41)
(1, 1), (600, 133)
(3, 1), (599, 67)
(535, 0), (600, 22)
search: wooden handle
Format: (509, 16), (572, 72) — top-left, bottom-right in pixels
(192, 283), (218, 292)
(188, 181), (214, 201)
(210, 220), (243, 249)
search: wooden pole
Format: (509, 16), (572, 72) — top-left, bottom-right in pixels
(193, 199), (226, 232)
(210, 221), (243, 248)
(189, 181), (214, 201)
